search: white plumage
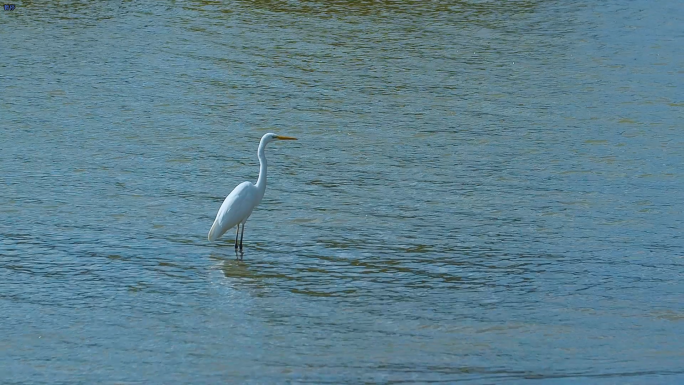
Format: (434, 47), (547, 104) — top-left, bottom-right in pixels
(208, 133), (297, 250)
(208, 181), (259, 241)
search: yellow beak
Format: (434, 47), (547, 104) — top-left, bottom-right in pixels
(275, 135), (297, 140)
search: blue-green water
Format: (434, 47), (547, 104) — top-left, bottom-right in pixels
(1, 1), (683, 383)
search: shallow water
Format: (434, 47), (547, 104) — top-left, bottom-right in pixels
(1, 0), (683, 383)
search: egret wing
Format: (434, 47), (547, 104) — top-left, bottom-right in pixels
(208, 182), (258, 241)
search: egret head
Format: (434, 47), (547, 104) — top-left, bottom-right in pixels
(262, 133), (297, 144)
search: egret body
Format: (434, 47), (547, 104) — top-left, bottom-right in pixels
(208, 133), (297, 250)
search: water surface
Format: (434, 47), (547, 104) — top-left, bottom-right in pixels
(1, 0), (683, 383)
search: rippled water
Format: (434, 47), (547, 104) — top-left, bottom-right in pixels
(2, 0), (683, 383)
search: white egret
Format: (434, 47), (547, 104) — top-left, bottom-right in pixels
(208, 133), (297, 250)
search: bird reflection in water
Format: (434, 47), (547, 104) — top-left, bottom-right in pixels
(210, 253), (254, 280)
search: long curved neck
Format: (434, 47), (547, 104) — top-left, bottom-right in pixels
(254, 139), (267, 195)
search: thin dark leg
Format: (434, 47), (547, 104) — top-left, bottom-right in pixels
(239, 222), (245, 250)
(234, 224), (240, 249)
